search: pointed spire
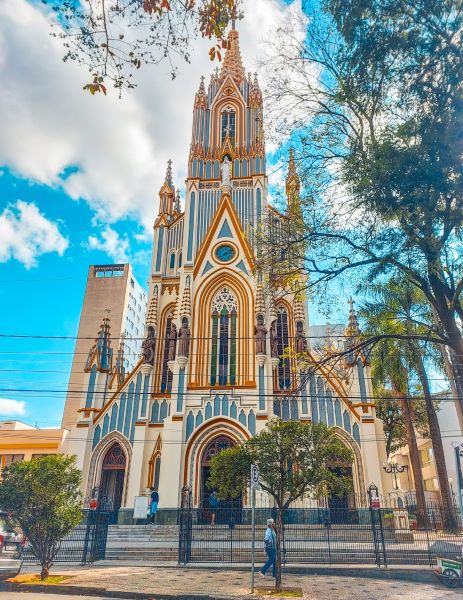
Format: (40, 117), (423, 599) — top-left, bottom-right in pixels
(115, 333), (126, 382)
(96, 312), (111, 370)
(286, 147), (302, 217)
(345, 297), (361, 338)
(146, 285), (159, 331)
(180, 276), (191, 319)
(195, 75), (207, 109)
(165, 159), (173, 187)
(174, 188), (181, 214)
(220, 27), (245, 84)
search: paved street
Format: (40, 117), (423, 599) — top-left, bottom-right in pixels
(0, 595), (111, 600)
(5, 565), (462, 599)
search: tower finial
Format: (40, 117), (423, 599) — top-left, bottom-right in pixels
(220, 26), (245, 84)
(165, 159), (173, 187)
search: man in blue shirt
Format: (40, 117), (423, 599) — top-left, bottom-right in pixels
(259, 518), (276, 578)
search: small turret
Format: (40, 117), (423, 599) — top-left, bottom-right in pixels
(158, 159), (176, 218)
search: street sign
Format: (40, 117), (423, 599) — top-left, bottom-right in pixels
(251, 464), (260, 489)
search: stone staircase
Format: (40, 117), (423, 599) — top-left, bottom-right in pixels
(104, 524), (179, 562)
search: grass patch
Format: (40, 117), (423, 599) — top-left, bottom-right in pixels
(256, 587), (303, 597)
(8, 574), (72, 585)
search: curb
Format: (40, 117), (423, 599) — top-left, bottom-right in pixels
(0, 582), (239, 600)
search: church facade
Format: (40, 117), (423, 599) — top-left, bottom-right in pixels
(62, 28), (389, 519)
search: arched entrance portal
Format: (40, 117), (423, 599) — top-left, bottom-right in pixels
(200, 435), (242, 523)
(100, 443), (126, 523)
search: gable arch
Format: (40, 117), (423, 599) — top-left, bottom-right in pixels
(183, 417), (250, 505)
(191, 270), (254, 387)
(331, 426), (366, 500)
(87, 431), (132, 507)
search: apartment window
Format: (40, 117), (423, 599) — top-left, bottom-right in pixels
(0, 454), (24, 468)
(420, 447), (434, 466)
(31, 454), (51, 459)
(131, 278), (134, 288)
(424, 478), (439, 491)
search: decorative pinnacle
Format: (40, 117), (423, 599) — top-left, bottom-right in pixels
(174, 188), (181, 213)
(346, 297), (361, 337)
(286, 147), (301, 216)
(165, 159), (173, 187)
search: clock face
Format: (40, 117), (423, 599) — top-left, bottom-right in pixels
(215, 244), (235, 262)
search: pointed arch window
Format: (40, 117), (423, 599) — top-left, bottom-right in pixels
(160, 311), (174, 393)
(276, 305), (291, 390)
(221, 108), (236, 144)
(210, 288), (237, 386)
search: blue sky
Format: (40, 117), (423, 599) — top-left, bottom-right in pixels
(0, 0), (355, 428)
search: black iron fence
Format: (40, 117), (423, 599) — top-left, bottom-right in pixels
(22, 508), (110, 565)
(178, 503), (463, 567)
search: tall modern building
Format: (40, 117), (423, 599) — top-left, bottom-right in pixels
(62, 27), (389, 520)
(62, 264), (147, 429)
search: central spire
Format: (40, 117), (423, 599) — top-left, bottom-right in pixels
(220, 27), (245, 85)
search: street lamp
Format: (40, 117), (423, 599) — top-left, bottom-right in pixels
(383, 462), (409, 491)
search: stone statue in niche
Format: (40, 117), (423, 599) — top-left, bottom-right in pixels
(295, 321), (308, 354)
(270, 320), (279, 358)
(254, 314), (267, 355)
(221, 156), (231, 187)
(142, 326), (156, 365)
(168, 323), (177, 361)
(178, 320), (190, 357)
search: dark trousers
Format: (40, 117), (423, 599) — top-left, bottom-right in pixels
(261, 547), (276, 577)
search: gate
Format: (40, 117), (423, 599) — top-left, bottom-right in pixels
(178, 502), (463, 567)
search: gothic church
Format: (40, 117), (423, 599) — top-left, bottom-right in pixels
(62, 27), (389, 519)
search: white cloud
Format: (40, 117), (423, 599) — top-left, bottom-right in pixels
(0, 398), (26, 416)
(0, 0), (303, 230)
(0, 200), (68, 268)
(87, 226), (130, 263)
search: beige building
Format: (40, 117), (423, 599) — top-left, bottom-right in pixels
(0, 420), (68, 469)
(390, 390), (463, 502)
(62, 264), (147, 429)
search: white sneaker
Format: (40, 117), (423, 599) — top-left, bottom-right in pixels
(258, 572), (265, 578)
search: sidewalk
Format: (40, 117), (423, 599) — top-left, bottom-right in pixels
(2, 563), (459, 599)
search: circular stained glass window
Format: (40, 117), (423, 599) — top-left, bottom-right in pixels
(215, 244), (235, 262)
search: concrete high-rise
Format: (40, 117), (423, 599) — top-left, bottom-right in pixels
(62, 264), (147, 429)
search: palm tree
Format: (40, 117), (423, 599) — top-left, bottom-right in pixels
(362, 278), (457, 529)
(368, 333), (427, 520)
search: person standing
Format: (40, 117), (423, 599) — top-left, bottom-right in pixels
(259, 518), (276, 578)
(149, 488), (159, 525)
(209, 491), (219, 526)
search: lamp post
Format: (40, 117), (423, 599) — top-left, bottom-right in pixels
(383, 463), (409, 491)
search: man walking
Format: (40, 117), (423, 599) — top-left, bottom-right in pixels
(259, 518), (276, 578)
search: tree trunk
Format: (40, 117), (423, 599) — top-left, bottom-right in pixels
(428, 275), (463, 418)
(415, 352), (457, 530)
(275, 509), (283, 592)
(397, 391), (427, 525)
(40, 564), (49, 580)
(431, 305), (463, 429)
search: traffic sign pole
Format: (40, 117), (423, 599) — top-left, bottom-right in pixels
(250, 464), (259, 593)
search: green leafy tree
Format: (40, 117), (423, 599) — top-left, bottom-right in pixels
(375, 386), (429, 459)
(0, 454), (82, 580)
(45, 0), (242, 95)
(262, 0), (463, 413)
(208, 419), (352, 592)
